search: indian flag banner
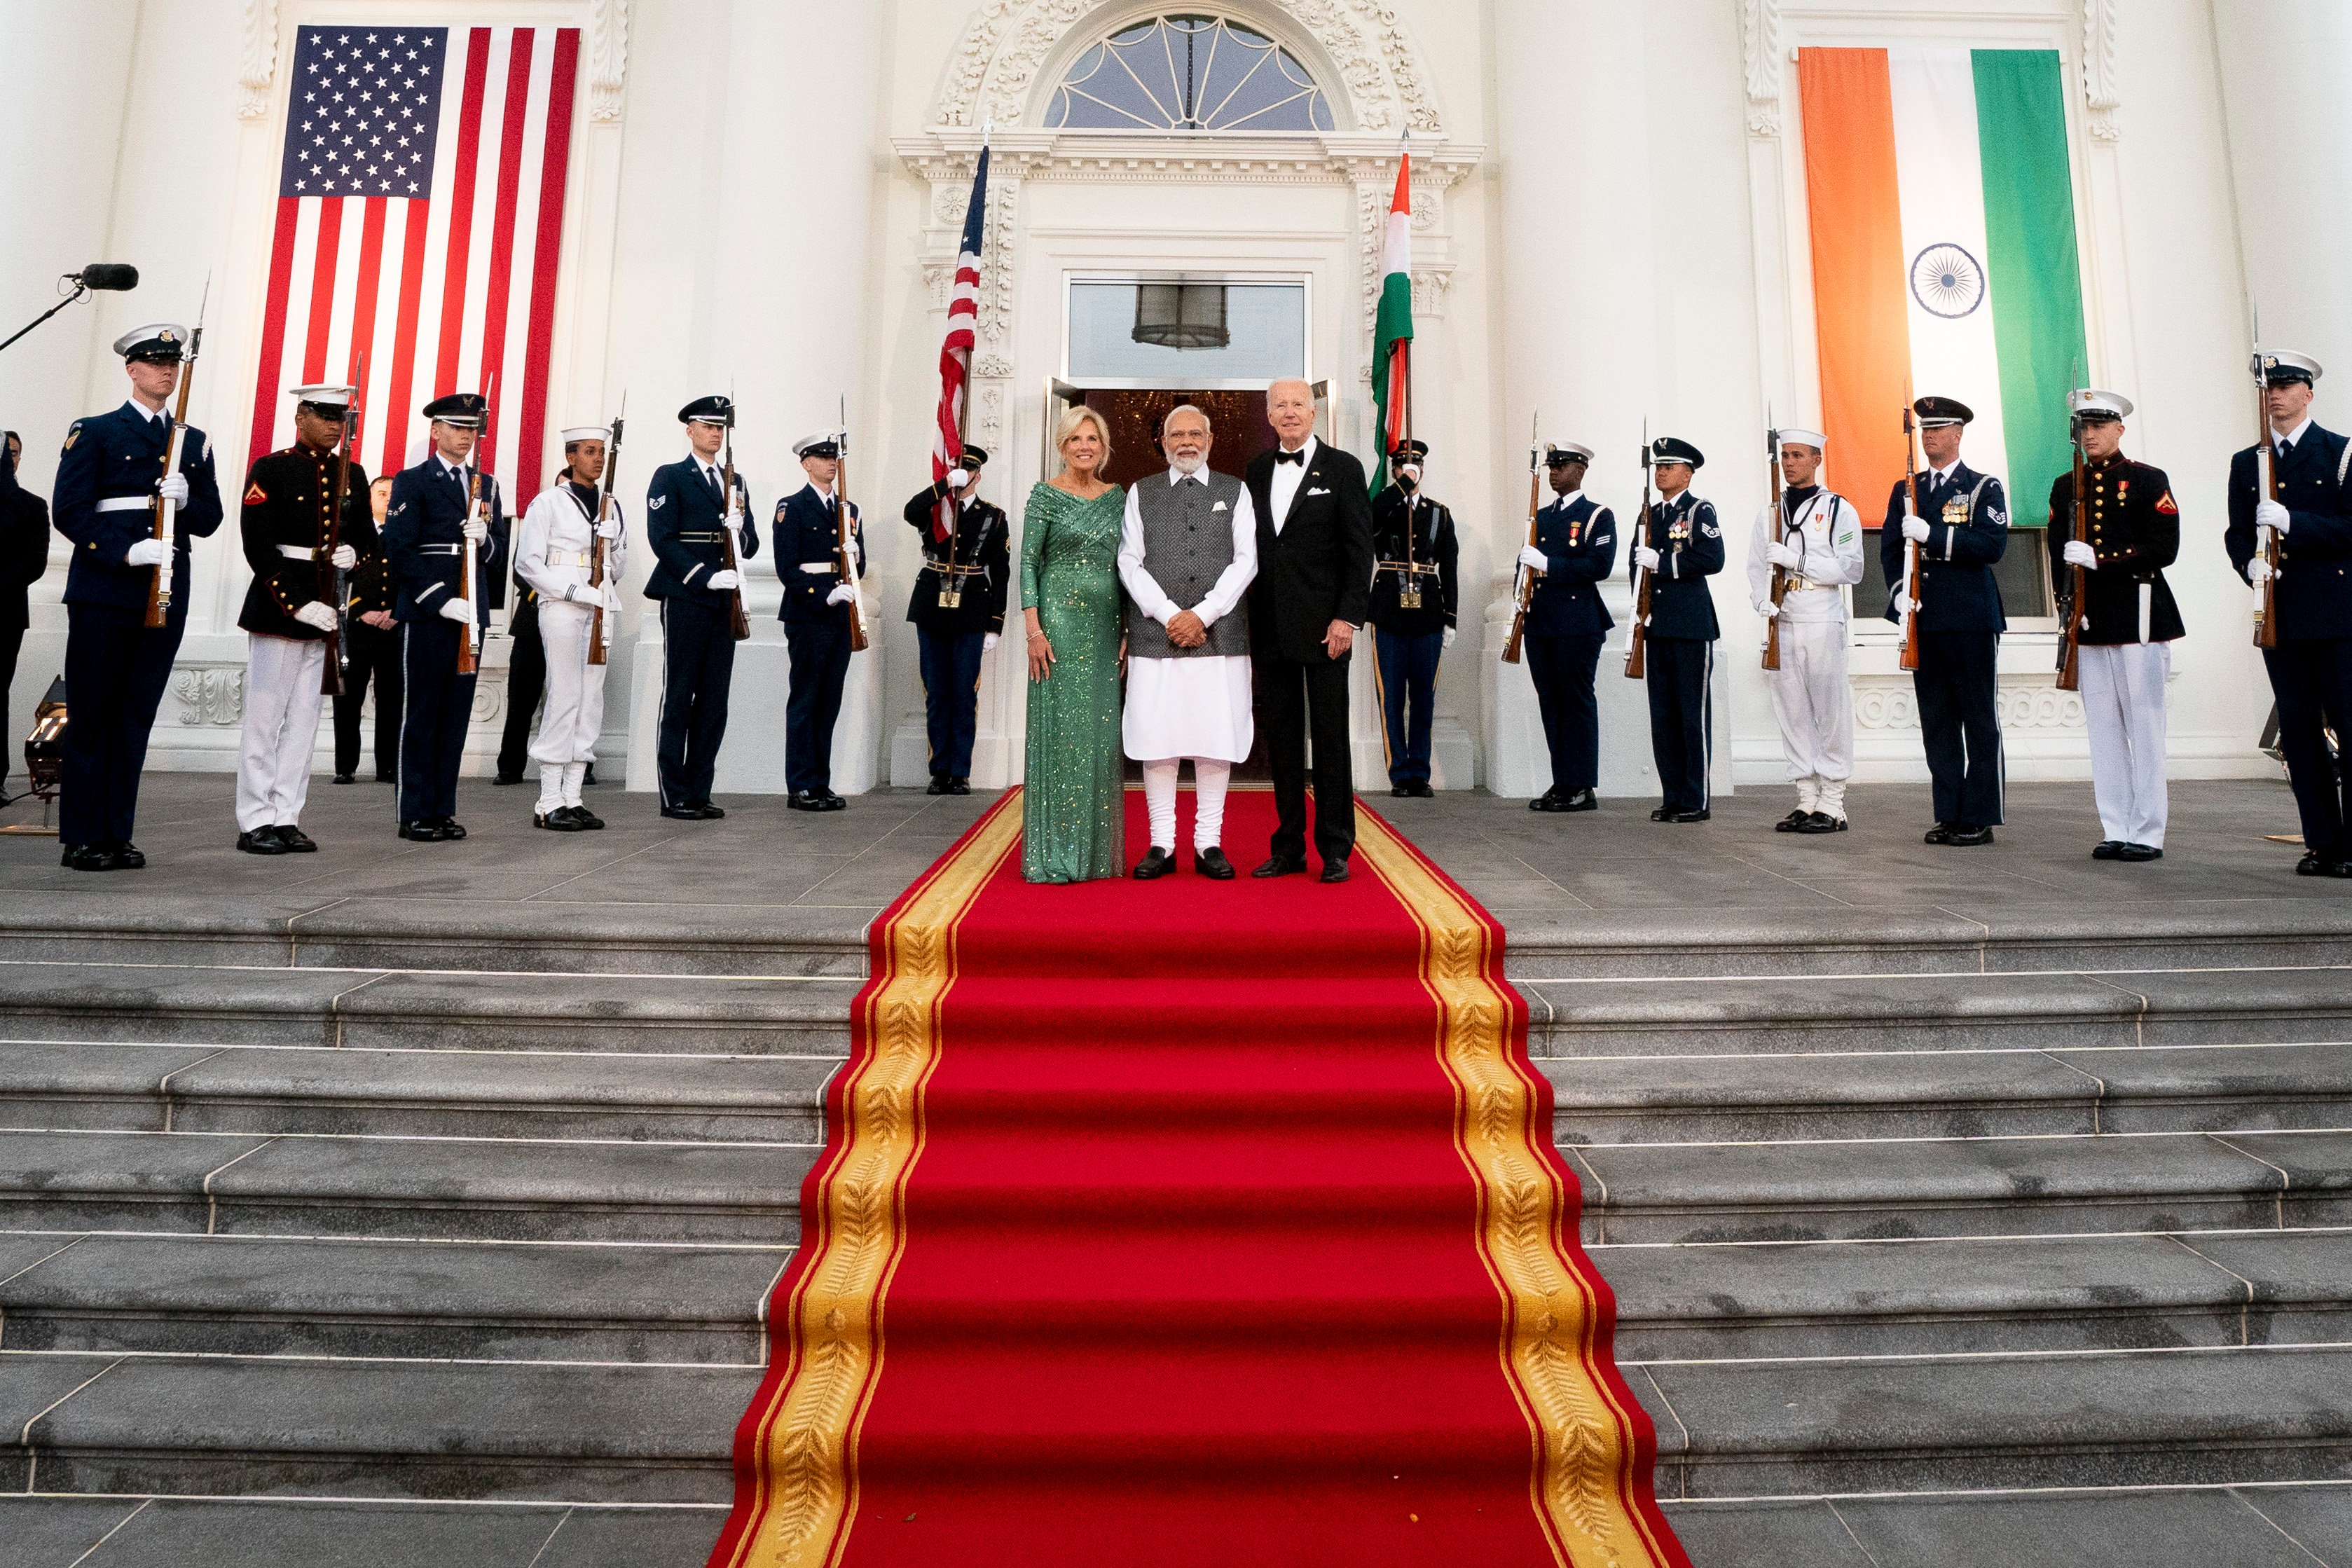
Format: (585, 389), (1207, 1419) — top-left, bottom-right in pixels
(1369, 152), (1412, 496)
(1799, 46), (2086, 524)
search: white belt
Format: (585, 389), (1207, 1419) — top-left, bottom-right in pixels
(419, 543), (463, 556)
(798, 563), (835, 574)
(95, 497), (153, 513)
(277, 544), (321, 561)
(545, 549), (593, 568)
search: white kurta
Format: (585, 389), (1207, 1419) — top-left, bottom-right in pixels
(1117, 467), (1260, 763)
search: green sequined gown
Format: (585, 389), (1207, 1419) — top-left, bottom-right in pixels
(1019, 481), (1127, 883)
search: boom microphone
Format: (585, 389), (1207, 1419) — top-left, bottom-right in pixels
(76, 264), (139, 292)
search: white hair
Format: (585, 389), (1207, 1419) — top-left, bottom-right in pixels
(1163, 403), (1211, 436)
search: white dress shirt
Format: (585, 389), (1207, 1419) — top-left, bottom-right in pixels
(1267, 434), (1319, 534)
(1117, 467), (1259, 626)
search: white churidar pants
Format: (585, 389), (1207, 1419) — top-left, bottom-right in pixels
(2079, 640), (2169, 848)
(531, 600), (606, 812)
(1141, 757), (1232, 852)
(237, 635), (327, 831)
(1766, 590), (1853, 817)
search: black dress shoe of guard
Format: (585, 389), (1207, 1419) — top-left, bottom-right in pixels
(1132, 846), (1176, 880)
(1529, 790), (1561, 812)
(572, 806), (605, 830)
(278, 825), (318, 853)
(2327, 858), (2352, 879)
(1923, 823), (1956, 845)
(1797, 811), (1848, 834)
(949, 778), (970, 796)
(1253, 855), (1307, 879)
(696, 802), (729, 820)
(1412, 782), (1435, 798)
(785, 792), (824, 813)
(2115, 842), (2163, 862)
(2296, 851), (2327, 876)
(1946, 825), (1995, 846)
(1558, 788), (1597, 812)
(374, 771), (397, 784)
(398, 821), (446, 842)
(928, 774), (951, 796)
(1649, 806), (1676, 823)
(115, 842), (146, 869)
(1195, 846), (1235, 881)
(434, 818), (467, 841)
(1319, 858), (1352, 883)
(1672, 809), (1712, 823)
(535, 806), (586, 832)
(493, 771), (525, 787)
(332, 773), (356, 785)
(2091, 840), (2124, 860)
(818, 793), (846, 812)
(237, 826), (289, 855)
(60, 844), (108, 871)
(1392, 785), (1413, 798)
(1774, 809), (1810, 833)
(663, 804), (708, 820)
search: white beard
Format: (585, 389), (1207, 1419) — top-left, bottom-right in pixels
(1169, 455), (1206, 476)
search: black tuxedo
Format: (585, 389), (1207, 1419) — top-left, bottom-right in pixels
(1244, 439), (1374, 865)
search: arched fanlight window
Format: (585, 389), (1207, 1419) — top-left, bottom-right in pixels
(1047, 15), (1335, 133)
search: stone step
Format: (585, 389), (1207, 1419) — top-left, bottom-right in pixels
(1, 1349), (752, 1502)
(1638, 1341), (2352, 1497)
(0, 1040), (837, 1142)
(1571, 1127), (2352, 1245)
(0, 1128), (813, 1244)
(1601, 1228), (2352, 1361)
(1545, 1043), (2352, 1145)
(0, 1232), (787, 1363)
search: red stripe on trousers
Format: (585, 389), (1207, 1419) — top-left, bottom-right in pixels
(247, 199), (303, 464)
(474, 29), (535, 475)
(301, 196), (345, 384)
(515, 28), (579, 501)
(431, 28), (493, 403)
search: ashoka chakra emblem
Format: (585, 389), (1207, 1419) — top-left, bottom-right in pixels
(1911, 243), (1986, 318)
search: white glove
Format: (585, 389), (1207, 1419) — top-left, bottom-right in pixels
(826, 583), (856, 606)
(1890, 590), (1919, 617)
(438, 598), (476, 624)
(604, 583), (624, 614)
(983, 631), (1000, 652)
(1633, 545), (1661, 571)
(1756, 600), (1780, 620)
(462, 516), (490, 544)
(1900, 515), (1932, 544)
(2062, 539), (2098, 570)
(707, 569), (742, 592)
(596, 516), (622, 540)
(945, 468), (972, 491)
(2257, 498), (2291, 536)
(294, 600), (340, 633)
(2248, 557), (2276, 585)
(1442, 626), (1457, 650)
(329, 543), (357, 570)
(124, 537), (172, 568)
(1766, 540), (1801, 569)
(156, 472), (190, 506)
(1516, 544), (1549, 574)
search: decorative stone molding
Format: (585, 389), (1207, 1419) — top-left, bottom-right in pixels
(238, 0), (280, 120)
(172, 667), (244, 727)
(2080, 0), (2120, 142)
(587, 0), (631, 123)
(1740, 0), (1783, 139)
(1855, 676), (2084, 731)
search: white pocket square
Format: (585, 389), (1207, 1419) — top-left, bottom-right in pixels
(1307, 486), (1330, 497)
(1211, 500), (1229, 511)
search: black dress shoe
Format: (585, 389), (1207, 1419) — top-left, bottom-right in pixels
(2327, 859), (2352, 880)
(1672, 809), (1712, 823)
(60, 844), (108, 871)
(535, 806), (586, 832)
(696, 802), (728, 820)
(1923, 823), (1955, 845)
(1946, 825), (1995, 846)
(237, 826), (289, 855)
(1796, 811), (1847, 834)
(1413, 782), (1435, 799)
(2114, 842), (2163, 862)
(1132, 846), (1176, 880)
(332, 773), (356, 785)
(2296, 851), (2327, 876)
(927, 775), (951, 796)
(662, 804), (708, 820)
(818, 793), (846, 812)
(1558, 788), (1597, 812)
(949, 778), (970, 796)
(277, 825), (319, 853)
(1774, 809), (1810, 833)
(398, 820), (447, 842)
(1649, 806), (1676, 823)
(493, 771), (525, 787)
(785, 792), (823, 813)
(114, 842), (146, 869)
(1195, 846), (1235, 880)
(573, 806), (605, 830)
(374, 771), (397, 784)
(2091, 841), (2123, 860)
(1529, 790), (1561, 812)
(434, 818), (467, 841)
(1253, 855), (1306, 879)
(1319, 858), (1352, 883)
(1392, 785), (1413, 798)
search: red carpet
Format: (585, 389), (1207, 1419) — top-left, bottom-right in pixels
(712, 789), (1686, 1568)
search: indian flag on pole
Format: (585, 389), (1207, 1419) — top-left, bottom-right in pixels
(1798, 47), (2086, 525)
(1370, 151), (1412, 496)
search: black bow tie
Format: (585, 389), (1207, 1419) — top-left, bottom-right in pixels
(1274, 448), (1306, 466)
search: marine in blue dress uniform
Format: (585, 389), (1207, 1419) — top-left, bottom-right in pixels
(2226, 350), (2352, 877)
(779, 431), (867, 810)
(643, 395), (759, 820)
(901, 446), (1008, 795)
(1632, 436), (1721, 822)
(1368, 439), (1459, 798)
(1880, 396), (2009, 845)
(49, 323), (225, 869)
(381, 391), (507, 841)
(1515, 443), (1615, 812)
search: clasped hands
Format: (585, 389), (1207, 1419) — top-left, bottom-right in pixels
(1164, 607), (1208, 649)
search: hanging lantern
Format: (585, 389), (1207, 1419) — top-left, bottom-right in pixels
(1132, 284), (1230, 350)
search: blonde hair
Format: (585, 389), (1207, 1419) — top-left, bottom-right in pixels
(1055, 404), (1113, 472)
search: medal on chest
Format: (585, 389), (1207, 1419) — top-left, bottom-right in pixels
(1941, 495), (1969, 528)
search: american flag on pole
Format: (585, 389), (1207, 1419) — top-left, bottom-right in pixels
(928, 143), (990, 542)
(249, 24), (579, 500)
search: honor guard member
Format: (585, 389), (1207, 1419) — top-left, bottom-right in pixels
(2049, 392), (2182, 863)
(901, 444), (1008, 795)
(2227, 350), (2352, 877)
(779, 429), (867, 811)
(1368, 439), (1459, 798)
(232, 385), (371, 854)
(645, 395), (757, 820)
(1634, 436), (1723, 822)
(1515, 443), (1615, 812)
(516, 425), (626, 830)
(332, 475), (403, 784)
(50, 323), (225, 870)
(382, 391), (505, 841)
(1882, 396), (2009, 846)
(1749, 427), (1864, 833)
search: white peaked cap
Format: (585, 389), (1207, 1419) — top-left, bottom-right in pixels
(2252, 350), (2323, 383)
(2068, 390), (2133, 419)
(287, 384), (356, 408)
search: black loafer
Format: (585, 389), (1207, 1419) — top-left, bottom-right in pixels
(1774, 809), (1810, 833)
(2115, 842), (2163, 862)
(696, 802), (728, 820)
(927, 775), (950, 796)
(1319, 858), (1352, 883)
(1253, 855), (1306, 879)
(1923, 823), (1955, 845)
(1796, 811), (1847, 834)
(1672, 809), (1712, 823)
(237, 827), (289, 855)
(1529, 790), (1561, 812)
(1649, 806), (1676, 823)
(949, 778), (970, 796)
(663, 804), (709, 820)
(332, 773), (356, 785)
(1132, 846), (1176, 880)
(277, 826), (318, 853)
(785, 793), (823, 813)
(2091, 841), (2124, 860)
(1195, 846), (1235, 880)
(1558, 788), (1597, 812)
(1946, 826), (1995, 846)
(434, 818), (467, 841)
(397, 821), (446, 842)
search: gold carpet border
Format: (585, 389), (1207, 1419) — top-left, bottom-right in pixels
(1358, 811), (1675, 1568)
(727, 793), (1022, 1568)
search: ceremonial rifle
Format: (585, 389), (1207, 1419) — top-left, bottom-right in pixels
(716, 397), (751, 642)
(1899, 392), (1923, 673)
(2056, 386), (2089, 693)
(320, 352), (364, 696)
(937, 372), (970, 613)
(1763, 411), (1786, 671)
(1501, 412), (1541, 666)
(456, 372), (497, 676)
(144, 275), (208, 629)
(838, 394), (868, 654)
(589, 394), (625, 667)
(1624, 420), (1655, 680)
(2253, 311), (2283, 649)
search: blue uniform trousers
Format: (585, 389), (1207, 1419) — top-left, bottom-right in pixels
(61, 602), (185, 847)
(916, 626), (984, 781)
(657, 598), (735, 810)
(397, 619), (476, 823)
(1644, 637), (1712, 813)
(785, 620), (852, 795)
(1373, 626), (1443, 787)
(1915, 630), (2004, 827)
(1523, 632), (1602, 796)
(2264, 639), (2352, 861)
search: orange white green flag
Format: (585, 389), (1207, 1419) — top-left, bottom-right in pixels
(1369, 151), (1412, 497)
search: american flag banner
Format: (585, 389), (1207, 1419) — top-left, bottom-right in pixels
(248, 23), (579, 499)
(928, 144), (989, 542)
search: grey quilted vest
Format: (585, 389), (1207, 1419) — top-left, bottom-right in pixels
(1125, 470), (1250, 659)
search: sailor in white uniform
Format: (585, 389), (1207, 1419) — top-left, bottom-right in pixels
(1748, 426), (1864, 832)
(513, 424), (626, 830)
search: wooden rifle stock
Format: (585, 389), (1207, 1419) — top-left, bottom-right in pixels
(837, 417), (867, 654)
(717, 426), (751, 642)
(1625, 425), (1655, 680)
(2056, 412), (2088, 692)
(1899, 401), (1923, 673)
(1501, 415), (1540, 665)
(457, 464), (483, 675)
(319, 357), (363, 697)
(2255, 356), (2282, 649)
(1763, 423), (1786, 671)
(144, 314), (205, 628)
(589, 408), (624, 667)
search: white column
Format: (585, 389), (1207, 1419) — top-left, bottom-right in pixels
(1487, 0), (1663, 802)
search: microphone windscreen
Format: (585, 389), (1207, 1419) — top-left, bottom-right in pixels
(79, 264), (139, 291)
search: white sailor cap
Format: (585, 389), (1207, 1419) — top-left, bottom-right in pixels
(2253, 350), (2323, 386)
(1543, 442), (1593, 465)
(114, 323), (190, 362)
(793, 429), (846, 459)
(1775, 427), (1828, 451)
(2068, 390), (2133, 421)
(560, 424), (612, 444)
(287, 384), (356, 411)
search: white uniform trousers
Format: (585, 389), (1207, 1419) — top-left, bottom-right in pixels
(1766, 591), (1854, 817)
(2080, 640), (2170, 848)
(237, 635), (327, 831)
(530, 600), (607, 811)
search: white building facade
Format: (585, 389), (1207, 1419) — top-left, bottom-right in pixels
(1, 0), (2341, 797)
